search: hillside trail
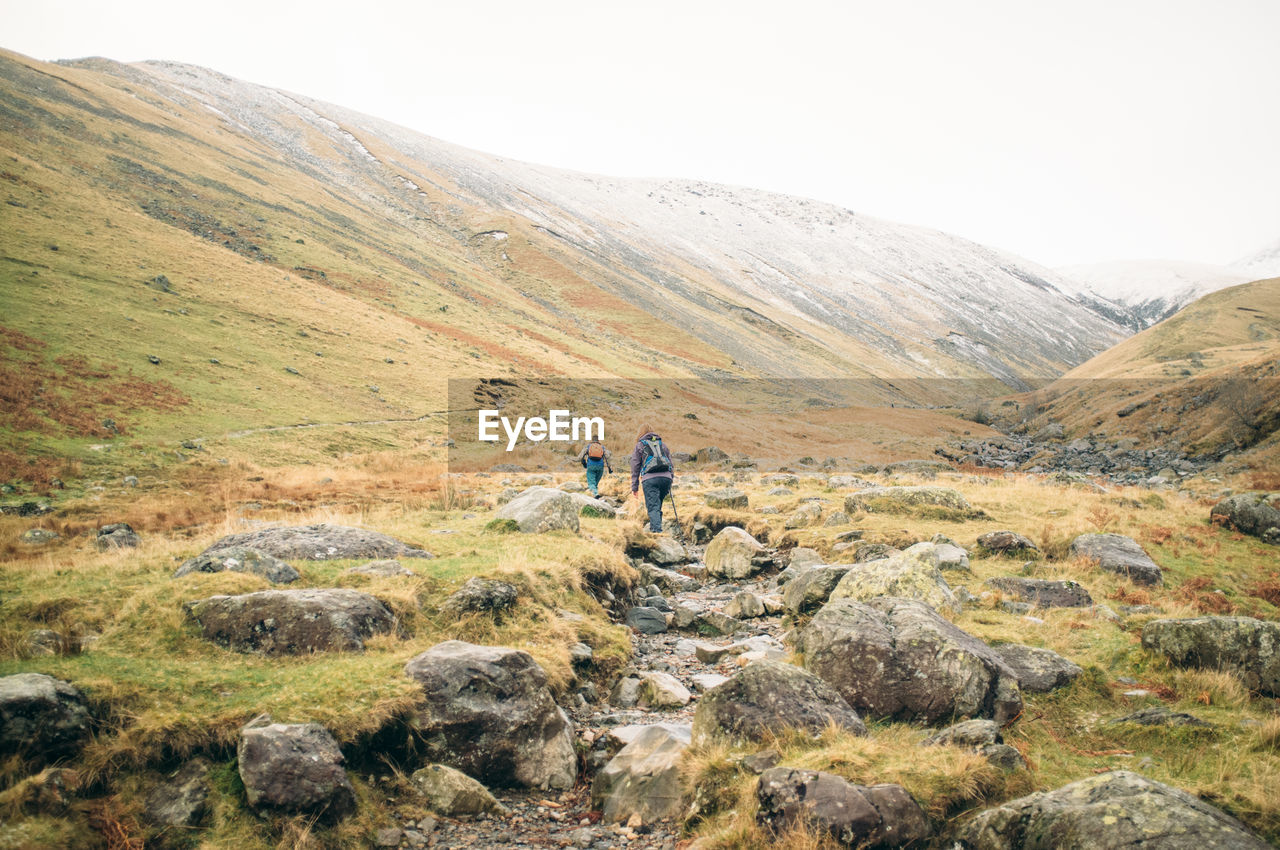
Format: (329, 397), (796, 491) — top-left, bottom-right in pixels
(408, 540), (787, 850)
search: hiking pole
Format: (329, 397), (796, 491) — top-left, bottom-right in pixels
(667, 492), (685, 543)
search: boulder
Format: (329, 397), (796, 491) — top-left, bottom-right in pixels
(922, 719), (1026, 771)
(828, 475), (876, 488)
(0, 673), (92, 765)
(144, 758), (212, 828)
(828, 549), (960, 615)
(20, 528), (58, 546)
(957, 770), (1271, 849)
(200, 523), (433, 560)
(692, 661), (866, 745)
(725, 591), (778, 619)
(852, 543), (899, 562)
(845, 486), (974, 515)
(567, 491), (618, 518)
(96, 522), (141, 550)
(976, 530), (1041, 558)
(785, 502), (823, 528)
(756, 767), (930, 848)
(592, 724), (689, 824)
(694, 446), (729, 464)
(695, 610), (747, 636)
(441, 577), (519, 617)
(644, 536), (688, 566)
(795, 598), (1022, 724)
(704, 527), (764, 580)
(694, 635), (786, 666)
(344, 559), (415, 577)
(173, 546), (300, 583)
(1069, 533), (1163, 585)
(625, 607), (669, 635)
(637, 563), (698, 593)
(409, 764), (508, 816)
(906, 540), (970, 571)
(637, 672), (691, 709)
(704, 487), (749, 510)
(237, 718), (356, 822)
(495, 487), (580, 533)
(782, 565), (853, 614)
(1141, 616), (1280, 696)
(184, 588), (395, 655)
(403, 641), (576, 790)
(985, 576), (1093, 608)
(884, 459), (951, 476)
(789, 547), (824, 568)
(761, 473), (800, 487)
(992, 644), (1083, 693)
(1210, 492), (1280, 543)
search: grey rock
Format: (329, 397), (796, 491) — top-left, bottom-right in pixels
(784, 502), (823, 528)
(976, 530), (1041, 558)
(237, 718), (355, 821)
(957, 770), (1271, 849)
(494, 487), (580, 533)
(644, 536), (688, 566)
(796, 598), (1022, 724)
(693, 661), (866, 745)
(174, 546), (300, 583)
(625, 607), (669, 635)
(1210, 492), (1280, 543)
(637, 671), (691, 709)
(852, 543), (899, 562)
(0, 673), (92, 765)
(185, 588), (394, 655)
(96, 522), (141, 551)
(704, 487), (749, 509)
(986, 576), (1093, 608)
(410, 764), (508, 816)
(1109, 706), (1213, 728)
(782, 565), (852, 614)
(144, 757), (212, 828)
(694, 610), (747, 636)
(201, 522), (433, 560)
(403, 641), (576, 790)
(828, 548), (959, 614)
(1070, 533), (1163, 586)
(993, 644), (1083, 693)
(442, 577), (519, 617)
(906, 540), (970, 571)
(788, 547), (824, 568)
(823, 510), (853, 527)
(693, 446), (729, 464)
(704, 526), (763, 579)
(756, 767), (930, 848)
(592, 724), (689, 824)
(922, 719), (1002, 748)
(1141, 616), (1280, 696)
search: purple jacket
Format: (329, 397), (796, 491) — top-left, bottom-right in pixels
(630, 432), (675, 493)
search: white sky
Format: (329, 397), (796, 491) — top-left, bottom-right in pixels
(4, 0), (1279, 267)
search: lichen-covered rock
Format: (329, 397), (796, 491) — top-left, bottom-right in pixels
(704, 526), (764, 579)
(0, 673), (92, 766)
(144, 758), (212, 828)
(495, 487), (580, 533)
(704, 487), (749, 509)
(906, 540), (971, 571)
(796, 598), (1022, 724)
(845, 486), (974, 515)
(1209, 492), (1280, 543)
(184, 588), (395, 655)
(637, 671), (691, 709)
(1069, 533), (1163, 586)
(237, 719), (355, 822)
(441, 577), (519, 617)
(404, 641), (576, 790)
(985, 577), (1093, 608)
(410, 764), (508, 816)
(200, 523), (433, 560)
(782, 566), (852, 614)
(976, 530), (1041, 558)
(1141, 616), (1280, 696)
(828, 549), (960, 615)
(693, 660), (866, 745)
(174, 546), (300, 583)
(592, 724), (689, 825)
(992, 644), (1083, 693)
(922, 719), (1026, 771)
(756, 767), (930, 848)
(957, 770), (1271, 849)
(785, 502), (823, 528)
(96, 522), (141, 551)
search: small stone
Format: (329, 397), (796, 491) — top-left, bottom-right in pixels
(626, 813), (643, 829)
(374, 827), (403, 847)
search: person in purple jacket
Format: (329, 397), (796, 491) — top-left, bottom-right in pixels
(629, 423), (675, 533)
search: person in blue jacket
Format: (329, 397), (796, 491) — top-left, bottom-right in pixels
(576, 440), (613, 497)
(629, 424), (675, 533)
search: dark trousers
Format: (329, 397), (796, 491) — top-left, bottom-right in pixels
(641, 477), (672, 533)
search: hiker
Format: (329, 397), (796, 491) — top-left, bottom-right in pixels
(630, 424), (675, 533)
(576, 439), (613, 497)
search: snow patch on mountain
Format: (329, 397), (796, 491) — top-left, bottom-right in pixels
(1232, 237), (1280, 280)
(1057, 260), (1254, 331)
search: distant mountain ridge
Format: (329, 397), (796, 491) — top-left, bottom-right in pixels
(1057, 260), (1256, 331)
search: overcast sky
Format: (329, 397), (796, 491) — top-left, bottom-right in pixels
(5, 0), (1279, 267)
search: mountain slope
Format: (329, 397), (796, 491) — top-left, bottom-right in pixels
(1057, 260), (1255, 331)
(1, 49), (1125, 482)
(1233, 236), (1280, 280)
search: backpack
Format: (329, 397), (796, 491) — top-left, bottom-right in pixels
(586, 441), (605, 459)
(639, 435), (672, 475)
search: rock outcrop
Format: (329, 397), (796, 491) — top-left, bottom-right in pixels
(494, 487), (580, 533)
(0, 673), (92, 766)
(756, 767), (930, 848)
(403, 641), (577, 790)
(200, 523), (433, 560)
(1069, 533), (1163, 585)
(237, 718), (356, 822)
(1141, 616), (1280, 696)
(173, 546), (300, 583)
(1210, 492), (1280, 543)
(693, 660), (866, 745)
(992, 644), (1083, 693)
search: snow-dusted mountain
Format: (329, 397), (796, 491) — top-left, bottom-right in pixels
(1057, 260), (1255, 331)
(1232, 237), (1280, 280)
